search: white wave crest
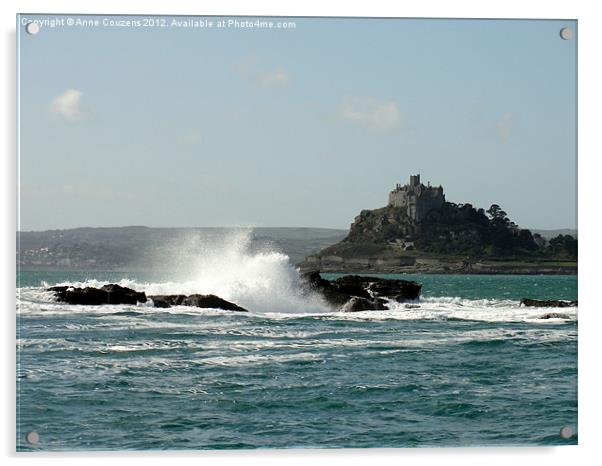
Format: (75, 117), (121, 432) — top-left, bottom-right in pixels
(18, 230), (330, 314)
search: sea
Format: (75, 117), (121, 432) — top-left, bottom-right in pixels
(16, 238), (577, 451)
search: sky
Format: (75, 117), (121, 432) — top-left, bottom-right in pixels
(18, 15), (577, 231)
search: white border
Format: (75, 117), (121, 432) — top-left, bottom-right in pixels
(3, 1), (600, 465)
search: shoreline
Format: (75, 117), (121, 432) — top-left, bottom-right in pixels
(298, 261), (577, 276)
(305, 269), (577, 276)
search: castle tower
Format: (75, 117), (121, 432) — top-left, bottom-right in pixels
(388, 174), (445, 221)
(409, 174), (420, 187)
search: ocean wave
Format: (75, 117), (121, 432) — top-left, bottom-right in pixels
(16, 288), (577, 323)
(26, 231), (331, 314)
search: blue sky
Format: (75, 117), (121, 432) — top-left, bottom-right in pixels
(18, 16), (577, 231)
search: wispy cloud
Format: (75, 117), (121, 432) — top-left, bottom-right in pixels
(234, 56), (290, 88)
(257, 68), (290, 88)
(180, 129), (202, 144)
(50, 89), (84, 121)
(338, 97), (402, 132)
(497, 112), (514, 140)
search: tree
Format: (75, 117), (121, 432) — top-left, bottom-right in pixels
(532, 233), (546, 248)
(486, 204), (507, 220)
(548, 234), (577, 258)
(517, 229), (538, 251)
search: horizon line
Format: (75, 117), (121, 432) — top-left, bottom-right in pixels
(16, 224), (578, 234)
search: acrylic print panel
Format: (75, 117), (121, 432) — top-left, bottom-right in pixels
(16, 14), (577, 451)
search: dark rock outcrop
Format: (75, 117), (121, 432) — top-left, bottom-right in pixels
(101, 284), (148, 304)
(301, 271), (421, 312)
(328, 275), (373, 300)
(333, 274), (421, 302)
(301, 271), (352, 308)
(149, 294), (248, 312)
(149, 295), (187, 308)
(48, 284), (147, 305)
(47, 284), (248, 312)
(520, 298), (577, 308)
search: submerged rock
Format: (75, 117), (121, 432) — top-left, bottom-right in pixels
(341, 297), (388, 312)
(149, 294), (248, 312)
(404, 304), (421, 309)
(520, 298), (577, 308)
(539, 312), (571, 319)
(301, 271), (421, 312)
(48, 284), (147, 305)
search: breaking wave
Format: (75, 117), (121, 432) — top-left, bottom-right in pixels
(20, 229), (330, 314)
(16, 230), (577, 322)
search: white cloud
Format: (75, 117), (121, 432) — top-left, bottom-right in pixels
(50, 89), (84, 121)
(497, 112), (514, 140)
(258, 68), (290, 88)
(339, 97), (402, 132)
(234, 56), (290, 88)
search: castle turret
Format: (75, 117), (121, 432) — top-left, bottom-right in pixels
(409, 174), (420, 187)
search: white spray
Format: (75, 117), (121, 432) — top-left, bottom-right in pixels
(110, 229), (329, 314)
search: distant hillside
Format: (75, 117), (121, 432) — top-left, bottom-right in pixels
(17, 227), (348, 271)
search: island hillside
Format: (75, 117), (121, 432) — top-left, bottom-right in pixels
(300, 174), (577, 275)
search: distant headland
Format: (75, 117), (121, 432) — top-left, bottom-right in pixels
(300, 174), (577, 275)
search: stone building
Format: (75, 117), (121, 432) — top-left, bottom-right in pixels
(388, 174), (445, 221)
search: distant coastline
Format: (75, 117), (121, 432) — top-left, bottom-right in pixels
(16, 227), (347, 272)
(299, 257), (577, 275)
(16, 225), (577, 275)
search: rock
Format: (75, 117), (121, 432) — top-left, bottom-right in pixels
(47, 284), (248, 312)
(520, 298), (577, 308)
(366, 279), (421, 302)
(149, 295), (187, 308)
(341, 297), (388, 312)
(183, 294), (248, 312)
(47, 284), (147, 305)
(47, 286), (69, 300)
(151, 299), (171, 309)
(300, 271), (353, 307)
(149, 294), (248, 312)
(539, 312), (571, 319)
(300, 271), (422, 311)
(100, 284), (147, 304)
(330, 275), (373, 299)
(302, 270), (331, 290)
(327, 274), (421, 301)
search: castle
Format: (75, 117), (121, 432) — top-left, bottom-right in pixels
(388, 174), (445, 221)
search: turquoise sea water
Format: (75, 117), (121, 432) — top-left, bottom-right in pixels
(17, 270), (577, 450)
